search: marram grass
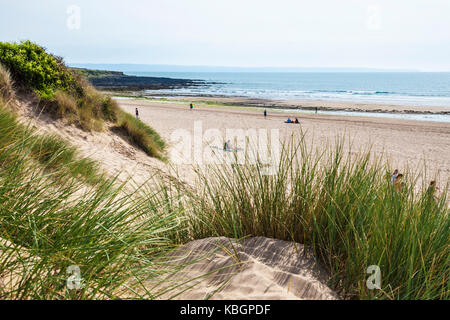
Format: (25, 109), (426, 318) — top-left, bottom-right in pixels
(176, 136), (449, 300)
(0, 103), (187, 299)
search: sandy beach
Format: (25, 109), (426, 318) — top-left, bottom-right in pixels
(117, 97), (450, 189)
(114, 93), (450, 114)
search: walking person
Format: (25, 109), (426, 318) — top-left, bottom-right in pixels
(135, 107), (139, 119)
(264, 109), (267, 118)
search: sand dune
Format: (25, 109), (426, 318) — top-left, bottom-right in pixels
(11, 94), (448, 299)
(157, 237), (338, 300)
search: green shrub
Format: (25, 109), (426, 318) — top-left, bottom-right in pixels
(0, 41), (81, 98)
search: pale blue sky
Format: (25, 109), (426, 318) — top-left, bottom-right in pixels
(1, 0), (450, 71)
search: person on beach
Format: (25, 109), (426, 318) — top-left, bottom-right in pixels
(315, 107), (318, 114)
(285, 118), (292, 123)
(224, 140), (233, 151)
(394, 174), (404, 192)
(426, 181), (439, 200)
(190, 103), (194, 110)
(135, 108), (139, 119)
(295, 118), (299, 124)
(391, 169), (399, 183)
(264, 109), (267, 118)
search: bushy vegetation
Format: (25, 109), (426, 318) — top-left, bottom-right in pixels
(175, 138), (449, 300)
(0, 41), (165, 159)
(0, 41), (80, 98)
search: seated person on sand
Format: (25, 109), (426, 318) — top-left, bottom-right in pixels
(285, 118), (292, 123)
(426, 181), (439, 201)
(393, 174), (404, 192)
(391, 169), (399, 184)
(295, 118), (299, 124)
(223, 140), (236, 152)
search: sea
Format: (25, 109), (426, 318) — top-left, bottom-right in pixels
(123, 71), (450, 122)
(126, 72), (450, 108)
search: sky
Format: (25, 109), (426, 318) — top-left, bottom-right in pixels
(1, 0), (450, 71)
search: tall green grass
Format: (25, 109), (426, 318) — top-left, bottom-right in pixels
(0, 103), (103, 185)
(0, 105), (188, 299)
(116, 111), (166, 160)
(177, 136), (449, 300)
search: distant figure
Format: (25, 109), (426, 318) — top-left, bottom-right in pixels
(190, 103), (194, 110)
(391, 169), (399, 183)
(394, 174), (404, 192)
(295, 118), (299, 124)
(426, 181), (439, 200)
(285, 118), (292, 123)
(223, 140), (232, 151)
(264, 109), (267, 118)
(135, 108), (139, 119)
(315, 107), (318, 114)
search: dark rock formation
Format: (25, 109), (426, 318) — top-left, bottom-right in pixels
(88, 75), (205, 91)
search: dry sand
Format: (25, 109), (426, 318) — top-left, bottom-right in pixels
(155, 237), (338, 300)
(118, 98), (450, 188)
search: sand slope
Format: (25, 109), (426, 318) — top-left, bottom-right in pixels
(158, 237), (338, 300)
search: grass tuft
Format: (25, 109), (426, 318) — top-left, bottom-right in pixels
(116, 111), (166, 160)
(0, 63), (14, 102)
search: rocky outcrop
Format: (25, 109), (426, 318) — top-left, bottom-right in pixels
(88, 74), (205, 90)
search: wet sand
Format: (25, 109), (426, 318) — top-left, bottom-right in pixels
(114, 94), (450, 114)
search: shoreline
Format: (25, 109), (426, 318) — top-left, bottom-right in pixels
(108, 91), (450, 124)
(106, 91), (450, 116)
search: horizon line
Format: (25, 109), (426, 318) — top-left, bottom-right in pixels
(69, 63), (446, 73)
